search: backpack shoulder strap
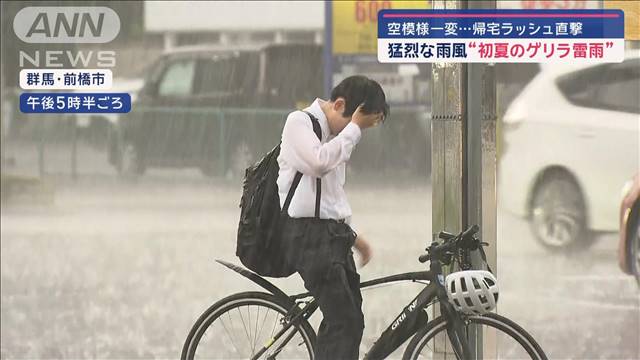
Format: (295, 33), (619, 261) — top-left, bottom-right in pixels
(281, 111), (323, 218)
(303, 111), (322, 219)
(303, 111), (322, 141)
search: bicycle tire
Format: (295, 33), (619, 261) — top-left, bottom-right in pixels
(403, 313), (547, 360)
(182, 291), (316, 360)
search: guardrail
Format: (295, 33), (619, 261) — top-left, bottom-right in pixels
(2, 99), (430, 180)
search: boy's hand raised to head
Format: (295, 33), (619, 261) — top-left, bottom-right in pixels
(351, 104), (384, 130)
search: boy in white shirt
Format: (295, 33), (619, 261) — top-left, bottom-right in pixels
(279, 75), (389, 360)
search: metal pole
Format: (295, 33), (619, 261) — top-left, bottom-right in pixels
(463, 0), (497, 355)
(431, 0), (464, 264)
(430, 3), (464, 359)
(431, 0), (497, 358)
(465, 0), (497, 279)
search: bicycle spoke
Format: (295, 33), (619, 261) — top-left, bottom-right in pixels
(247, 305), (256, 355)
(270, 312), (279, 339)
(256, 307), (270, 348)
(254, 308), (260, 348)
(219, 312), (241, 355)
(236, 306), (253, 354)
(410, 316), (542, 360)
(265, 313), (283, 358)
(186, 296), (314, 360)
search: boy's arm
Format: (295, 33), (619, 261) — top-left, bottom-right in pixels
(354, 234), (372, 267)
(281, 111), (361, 178)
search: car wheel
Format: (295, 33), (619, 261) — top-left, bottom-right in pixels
(529, 171), (592, 251)
(119, 141), (145, 178)
(226, 141), (254, 179)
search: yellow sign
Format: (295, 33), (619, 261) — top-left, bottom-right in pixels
(604, 0), (640, 41)
(332, 0), (430, 55)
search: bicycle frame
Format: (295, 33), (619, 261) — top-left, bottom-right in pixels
(215, 259), (472, 360)
(363, 259), (472, 360)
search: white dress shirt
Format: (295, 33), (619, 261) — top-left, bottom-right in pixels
(277, 98), (362, 230)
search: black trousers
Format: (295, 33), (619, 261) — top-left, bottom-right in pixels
(282, 217), (364, 360)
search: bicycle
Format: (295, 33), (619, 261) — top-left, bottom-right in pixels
(182, 225), (548, 359)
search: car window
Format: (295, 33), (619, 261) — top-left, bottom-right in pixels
(557, 59), (640, 114)
(143, 58), (165, 84)
(262, 45), (323, 106)
(497, 63), (540, 114)
(595, 59), (640, 114)
(157, 59), (196, 97)
(197, 57), (237, 95)
(195, 53), (259, 96)
(556, 64), (607, 107)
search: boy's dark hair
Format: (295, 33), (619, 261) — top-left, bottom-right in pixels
(330, 75), (390, 121)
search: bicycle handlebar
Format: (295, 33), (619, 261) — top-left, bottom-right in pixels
(437, 231), (456, 241)
(418, 225), (481, 264)
(461, 224), (480, 241)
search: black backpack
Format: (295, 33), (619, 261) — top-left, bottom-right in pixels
(236, 111), (322, 277)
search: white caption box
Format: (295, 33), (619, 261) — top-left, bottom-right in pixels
(20, 69), (113, 90)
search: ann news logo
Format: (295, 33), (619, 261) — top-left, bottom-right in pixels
(13, 6), (120, 43)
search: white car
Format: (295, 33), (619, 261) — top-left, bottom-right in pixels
(499, 50), (640, 251)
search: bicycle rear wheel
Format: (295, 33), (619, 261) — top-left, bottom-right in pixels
(403, 313), (547, 360)
(182, 292), (316, 360)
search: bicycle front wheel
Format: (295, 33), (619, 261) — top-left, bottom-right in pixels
(182, 292), (316, 360)
(403, 313), (547, 360)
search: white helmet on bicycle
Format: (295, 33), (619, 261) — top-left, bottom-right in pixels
(445, 270), (499, 315)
